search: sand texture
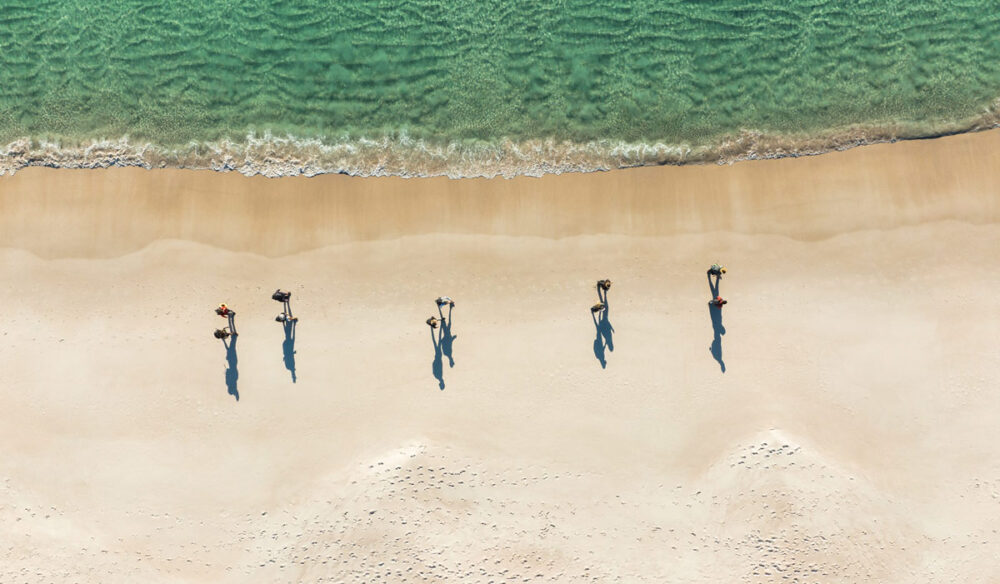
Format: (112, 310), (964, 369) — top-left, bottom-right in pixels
(1, 132), (1000, 582)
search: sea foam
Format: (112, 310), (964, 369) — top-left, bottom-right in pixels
(2, 104), (999, 179)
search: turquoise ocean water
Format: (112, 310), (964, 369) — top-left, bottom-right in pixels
(2, 0), (1000, 176)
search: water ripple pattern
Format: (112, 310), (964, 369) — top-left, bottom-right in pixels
(1, 0), (1000, 176)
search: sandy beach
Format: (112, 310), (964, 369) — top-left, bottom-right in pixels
(2, 131), (1000, 582)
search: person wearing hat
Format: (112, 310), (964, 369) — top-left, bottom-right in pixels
(708, 264), (727, 277)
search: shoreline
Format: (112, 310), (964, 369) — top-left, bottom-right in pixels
(3, 128), (1000, 258)
(2, 106), (998, 179)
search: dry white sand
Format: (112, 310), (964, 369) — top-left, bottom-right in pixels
(1, 132), (1000, 582)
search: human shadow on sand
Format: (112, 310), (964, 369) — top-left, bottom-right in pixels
(592, 311), (608, 368)
(282, 319), (297, 383)
(707, 272), (726, 372)
(437, 304), (457, 368)
(592, 287), (615, 368)
(222, 335), (239, 400)
(708, 301), (726, 373)
(430, 324), (446, 390)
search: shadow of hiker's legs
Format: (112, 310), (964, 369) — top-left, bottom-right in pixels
(282, 321), (297, 383)
(592, 311), (607, 368)
(224, 337), (239, 400)
(600, 312), (614, 352)
(594, 284), (614, 356)
(441, 321), (455, 367)
(708, 302), (726, 373)
(593, 332), (606, 368)
(431, 327), (445, 389)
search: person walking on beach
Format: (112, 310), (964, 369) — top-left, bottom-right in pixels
(436, 296), (455, 320)
(272, 289), (297, 322)
(594, 280), (613, 349)
(434, 298), (457, 367)
(591, 300), (615, 367)
(213, 325), (239, 398)
(215, 303), (238, 335)
(429, 315), (446, 389)
(706, 270), (728, 371)
(707, 266), (724, 298)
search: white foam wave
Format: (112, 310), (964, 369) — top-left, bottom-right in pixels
(2, 103), (999, 179)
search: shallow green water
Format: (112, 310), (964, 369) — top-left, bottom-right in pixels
(1, 0), (999, 175)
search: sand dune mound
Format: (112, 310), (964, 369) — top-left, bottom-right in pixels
(205, 436), (919, 583)
(687, 430), (918, 582)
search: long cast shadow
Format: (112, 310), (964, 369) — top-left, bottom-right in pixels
(592, 310), (608, 368)
(430, 325), (445, 390)
(438, 304), (457, 368)
(709, 302), (726, 372)
(598, 306), (614, 353)
(282, 320), (297, 383)
(223, 336), (239, 400)
(598, 285), (614, 351)
(592, 284), (615, 367)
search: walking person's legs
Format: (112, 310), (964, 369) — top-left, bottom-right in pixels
(597, 280), (611, 303)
